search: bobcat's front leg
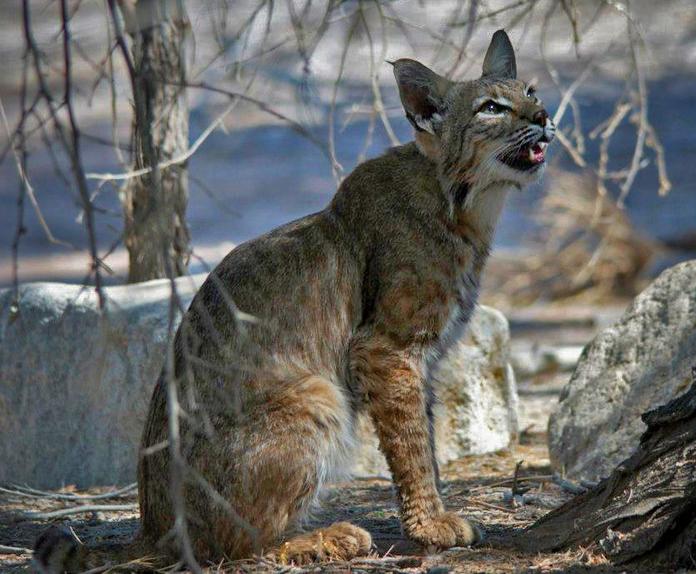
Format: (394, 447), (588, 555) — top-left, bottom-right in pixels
(350, 334), (480, 550)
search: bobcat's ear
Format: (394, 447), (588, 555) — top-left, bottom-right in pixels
(392, 59), (450, 135)
(482, 30), (517, 80)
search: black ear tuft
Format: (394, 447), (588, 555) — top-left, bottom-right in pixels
(482, 29), (517, 79)
(392, 59), (450, 135)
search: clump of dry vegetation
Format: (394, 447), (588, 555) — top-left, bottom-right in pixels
(488, 168), (659, 306)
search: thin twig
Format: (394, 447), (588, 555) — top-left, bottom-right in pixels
(450, 0), (535, 27)
(20, 504), (138, 520)
(0, 545), (32, 554)
(161, 254), (204, 574)
(175, 80), (330, 159)
(60, 0), (105, 307)
(85, 99), (239, 182)
(462, 498), (517, 514)
(0, 97), (73, 251)
(328, 12), (360, 183)
(617, 19), (647, 208)
(2, 483), (137, 501)
(467, 474), (553, 492)
(359, 1), (400, 148)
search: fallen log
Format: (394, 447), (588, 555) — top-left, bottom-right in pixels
(514, 371), (696, 569)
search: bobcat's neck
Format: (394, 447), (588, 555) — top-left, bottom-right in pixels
(419, 138), (517, 244)
(438, 172), (515, 247)
(461, 180), (511, 240)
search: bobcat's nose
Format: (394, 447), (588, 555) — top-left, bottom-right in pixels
(532, 109), (548, 127)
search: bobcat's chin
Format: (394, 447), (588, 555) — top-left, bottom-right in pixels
(493, 139), (548, 186)
(489, 155), (546, 187)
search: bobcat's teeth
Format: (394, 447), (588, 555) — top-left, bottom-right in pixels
(527, 141), (547, 164)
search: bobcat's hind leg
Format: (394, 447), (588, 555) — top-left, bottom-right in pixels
(168, 373), (367, 563)
(33, 525), (83, 574)
(33, 525), (153, 574)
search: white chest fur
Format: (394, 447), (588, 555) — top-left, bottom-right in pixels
(462, 181), (512, 235)
(425, 182), (512, 377)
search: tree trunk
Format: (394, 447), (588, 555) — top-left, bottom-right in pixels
(120, 0), (190, 282)
(514, 372), (696, 569)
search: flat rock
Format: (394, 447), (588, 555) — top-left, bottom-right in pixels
(548, 261), (696, 481)
(0, 279), (517, 487)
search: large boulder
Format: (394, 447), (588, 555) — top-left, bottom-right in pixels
(0, 279), (517, 488)
(353, 305), (518, 476)
(0, 276), (205, 489)
(548, 261), (696, 481)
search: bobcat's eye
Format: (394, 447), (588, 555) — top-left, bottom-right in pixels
(480, 100), (507, 115)
(526, 86), (537, 99)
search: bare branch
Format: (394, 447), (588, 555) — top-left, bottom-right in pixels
(617, 19), (647, 208)
(450, 0), (538, 28)
(1, 483), (136, 501)
(60, 0), (105, 307)
(20, 504), (138, 521)
(0, 97), (73, 251)
(85, 99), (239, 183)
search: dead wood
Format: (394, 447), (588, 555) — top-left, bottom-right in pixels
(513, 374), (696, 569)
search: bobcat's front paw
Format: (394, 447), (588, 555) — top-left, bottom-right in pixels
(407, 512), (481, 551)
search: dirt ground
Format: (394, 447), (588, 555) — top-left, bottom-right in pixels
(2, 307), (656, 573)
(0, 427), (657, 574)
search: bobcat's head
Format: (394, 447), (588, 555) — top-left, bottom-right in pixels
(393, 30), (555, 199)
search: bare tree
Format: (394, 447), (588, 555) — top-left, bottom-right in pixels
(6, 0), (673, 291)
(113, 0), (191, 282)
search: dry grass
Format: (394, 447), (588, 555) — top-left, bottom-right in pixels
(485, 168), (657, 308)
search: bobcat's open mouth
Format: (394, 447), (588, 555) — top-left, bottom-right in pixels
(500, 141), (547, 171)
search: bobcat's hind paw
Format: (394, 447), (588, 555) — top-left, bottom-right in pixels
(271, 521), (372, 565)
(33, 525), (83, 574)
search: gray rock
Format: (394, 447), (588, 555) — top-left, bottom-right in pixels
(353, 305), (518, 476)
(548, 261), (696, 481)
(0, 276), (205, 489)
(0, 280), (517, 487)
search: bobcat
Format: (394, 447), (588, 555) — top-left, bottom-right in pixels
(36, 29), (554, 571)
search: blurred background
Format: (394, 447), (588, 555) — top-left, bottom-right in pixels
(0, 0), (695, 309)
